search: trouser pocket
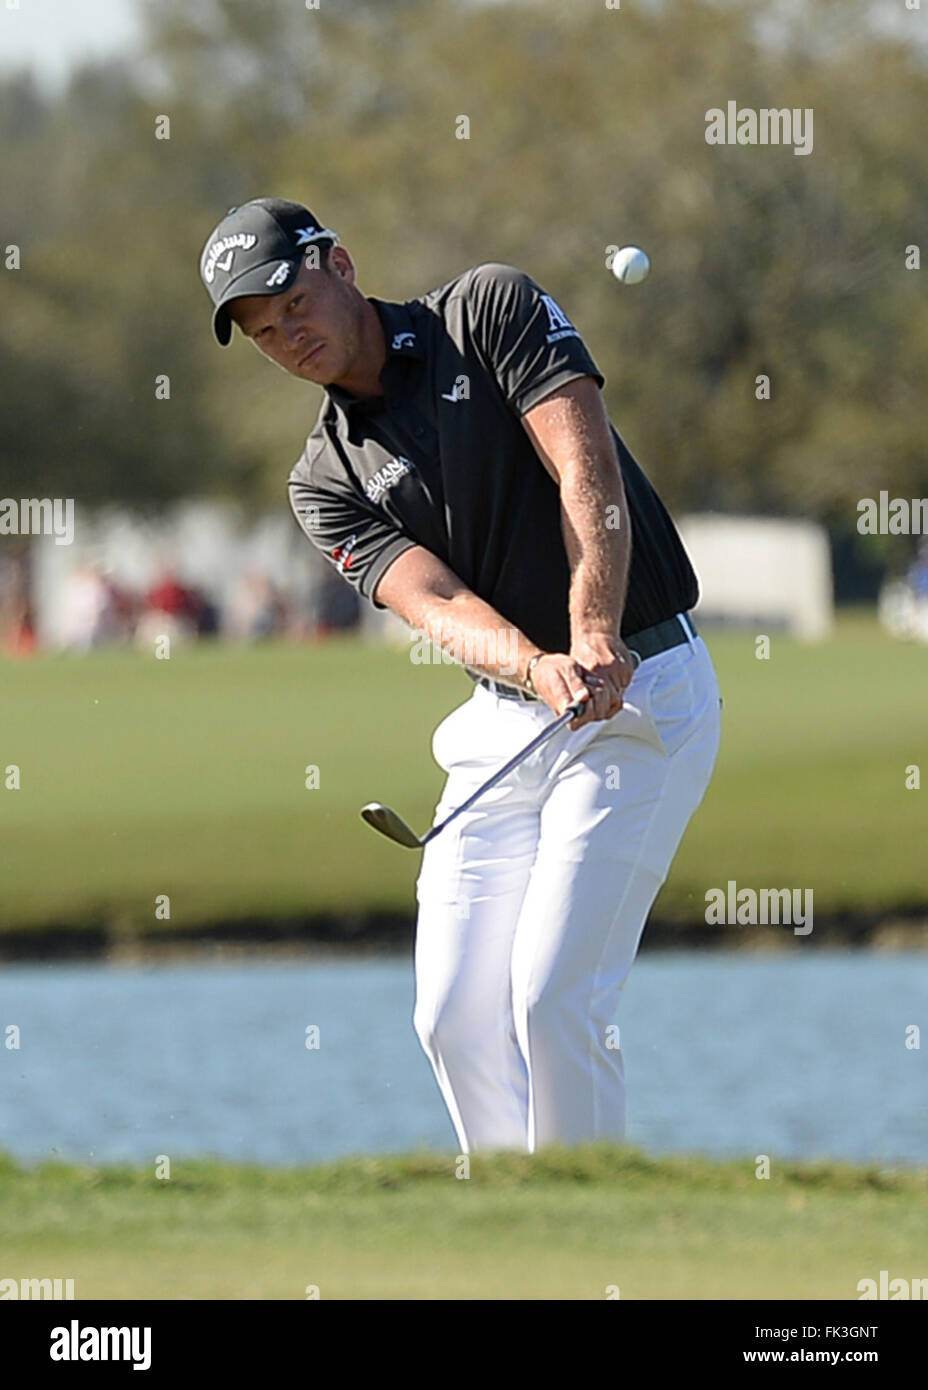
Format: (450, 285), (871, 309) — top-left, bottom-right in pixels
(645, 641), (720, 760)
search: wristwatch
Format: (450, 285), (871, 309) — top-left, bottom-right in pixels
(524, 653), (544, 694)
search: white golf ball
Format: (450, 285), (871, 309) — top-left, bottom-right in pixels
(612, 246), (650, 284)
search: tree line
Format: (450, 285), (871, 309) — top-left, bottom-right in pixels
(2, 0), (926, 594)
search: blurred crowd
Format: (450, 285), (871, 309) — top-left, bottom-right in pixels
(4, 541), (928, 656)
(0, 553), (361, 657)
(878, 541), (928, 645)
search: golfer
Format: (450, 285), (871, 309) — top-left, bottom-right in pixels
(199, 197), (722, 1154)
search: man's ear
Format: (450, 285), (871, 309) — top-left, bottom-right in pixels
(326, 246), (355, 282)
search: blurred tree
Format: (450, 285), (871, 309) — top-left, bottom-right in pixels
(1, 0), (925, 596)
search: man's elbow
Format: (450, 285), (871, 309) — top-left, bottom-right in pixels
(373, 545), (468, 624)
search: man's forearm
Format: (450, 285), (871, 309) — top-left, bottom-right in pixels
(558, 447), (631, 644)
(414, 589), (542, 686)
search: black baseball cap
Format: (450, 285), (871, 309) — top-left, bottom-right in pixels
(199, 197), (339, 346)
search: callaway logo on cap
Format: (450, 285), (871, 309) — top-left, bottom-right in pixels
(198, 197), (339, 345)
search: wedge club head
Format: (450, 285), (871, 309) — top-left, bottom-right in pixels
(360, 696), (588, 850)
(359, 802), (425, 849)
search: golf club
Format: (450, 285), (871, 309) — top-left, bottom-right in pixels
(361, 696), (587, 849)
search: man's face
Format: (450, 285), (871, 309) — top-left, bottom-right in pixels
(227, 249), (365, 386)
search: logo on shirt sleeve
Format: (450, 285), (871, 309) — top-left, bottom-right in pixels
(331, 534), (358, 573)
(540, 293), (581, 344)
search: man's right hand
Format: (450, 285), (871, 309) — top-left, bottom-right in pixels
(527, 653), (611, 730)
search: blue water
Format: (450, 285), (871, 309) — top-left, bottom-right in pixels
(0, 952), (925, 1167)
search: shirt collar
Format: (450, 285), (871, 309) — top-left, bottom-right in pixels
(325, 297), (424, 418)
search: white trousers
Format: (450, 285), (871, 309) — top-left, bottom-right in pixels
(412, 621), (721, 1154)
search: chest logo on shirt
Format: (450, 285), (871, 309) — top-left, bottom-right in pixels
(540, 293), (581, 344)
(331, 534), (358, 573)
(365, 456), (412, 505)
(391, 331), (416, 350)
(441, 375), (470, 403)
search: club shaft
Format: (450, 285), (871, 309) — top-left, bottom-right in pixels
(420, 700), (583, 846)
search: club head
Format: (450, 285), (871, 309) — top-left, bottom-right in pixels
(360, 802), (423, 849)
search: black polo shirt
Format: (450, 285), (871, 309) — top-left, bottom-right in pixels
(287, 262), (697, 654)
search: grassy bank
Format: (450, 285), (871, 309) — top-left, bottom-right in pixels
(1, 1144), (926, 1299)
(1, 612), (925, 932)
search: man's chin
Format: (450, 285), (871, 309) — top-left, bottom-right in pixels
(294, 362), (332, 384)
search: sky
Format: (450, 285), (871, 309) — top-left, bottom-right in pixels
(0, 0), (923, 91)
(0, 0), (141, 89)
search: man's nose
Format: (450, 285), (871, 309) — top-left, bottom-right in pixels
(282, 320), (307, 350)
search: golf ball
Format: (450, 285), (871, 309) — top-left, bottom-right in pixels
(612, 246), (650, 284)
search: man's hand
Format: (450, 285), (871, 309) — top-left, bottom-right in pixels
(529, 634), (639, 730)
(570, 632), (639, 725)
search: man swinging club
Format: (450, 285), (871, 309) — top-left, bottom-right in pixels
(199, 197), (722, 1154)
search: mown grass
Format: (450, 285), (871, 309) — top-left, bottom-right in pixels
(1, 611), (925, 931)
(1, 1144), (925, 1299)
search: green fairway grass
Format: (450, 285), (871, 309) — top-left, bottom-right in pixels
(1, 1145), (925, 1299)
(1, 611), (925, 932)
